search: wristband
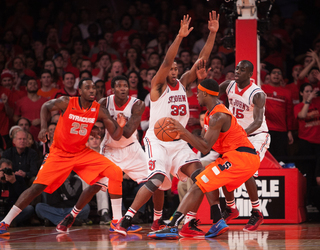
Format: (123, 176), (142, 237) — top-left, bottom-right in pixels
(305, 101), (310, 104)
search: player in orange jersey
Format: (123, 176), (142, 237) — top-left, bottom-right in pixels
(0, 78), (126, 235)
(148, 78), (260, 239)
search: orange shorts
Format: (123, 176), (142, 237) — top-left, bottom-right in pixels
(34, 146), (123, 194)
(196, 150), (260, 193)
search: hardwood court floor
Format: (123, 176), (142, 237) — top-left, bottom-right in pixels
(1, 223), (320, 249)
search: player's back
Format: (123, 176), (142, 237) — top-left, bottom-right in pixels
(52, 97), (100, 153)
(101, 95), (139, 148)
(226, 80), (268, 134)
(204, 104), (254, 155)
(146, 80), (189, 139)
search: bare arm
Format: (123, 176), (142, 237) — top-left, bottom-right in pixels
(169, 112), (228, 155)
(298, 50), (318, 80)
(123, 100), (145, 138)
(38, 96), (69, 142)
(150, 15), (193, 101)
(219, 80), (231, 97)
(180, 11), (219, 87)
(245, 92), (266, 135)
(297, 88), (318, 119)
(98, 98), (126, 141)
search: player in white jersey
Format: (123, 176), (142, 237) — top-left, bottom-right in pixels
(113, 12), (220, 236)
(219, 60), (270, 231)
(57, 76), (146, 233)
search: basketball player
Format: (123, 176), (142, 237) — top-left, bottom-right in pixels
(148, 78), (260, 239)
(0, 78), (126, 235)
(219, 60), (270, 231)
(113, 12), (219, 237)
(57, 75), (146, 233)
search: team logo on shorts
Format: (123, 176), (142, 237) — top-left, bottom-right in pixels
(218, 161), (232, 171)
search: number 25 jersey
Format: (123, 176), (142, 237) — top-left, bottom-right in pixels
(52, 97), (100, 153)
(146, 80), (189, 139)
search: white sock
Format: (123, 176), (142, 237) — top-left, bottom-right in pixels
(3, 205), (22, 225)
(101, 208), (108, 215)
(125, 207), (137, 218)
(184, 211), (197, 224)
(70, 206), (81, 218)
(111, 198), (122, 221)
(153, 209), (162, 220)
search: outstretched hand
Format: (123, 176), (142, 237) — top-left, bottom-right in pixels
(208, 10), (219, 33)
(178, 15), (194, 38)
(196, 59), (210, 80)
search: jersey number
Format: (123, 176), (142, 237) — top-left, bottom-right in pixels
(70, 122), (88, 136)
(232, 107), (244, 119)
(171, 104), (187, 116)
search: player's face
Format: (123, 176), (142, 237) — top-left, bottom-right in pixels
(235, 62), (251, 83)
(167, 62), (178, 84)
(199, 114), (205, 128)
(113, 80), (129, 100)
(80, 80), (96, 102)
(197, 89), (205, 106)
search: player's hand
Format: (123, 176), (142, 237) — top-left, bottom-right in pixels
(208, 11), (219, 33)
(117, 113), (126, 128)
(38, 128), (49, 143)
(178, 15), (193, 38)
(196, 60), (210, 80)
(90, 126), (101, 139)
(167, 118), (187, 139)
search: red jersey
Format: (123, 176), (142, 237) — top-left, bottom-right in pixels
(204, 104), (254, 155)
(52, 97), (100, 153)
(262, 84), (294, 132)
(294, 102), (320, 144)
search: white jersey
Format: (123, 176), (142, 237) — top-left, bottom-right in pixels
(101, 95), (139, 148)
(226, 80), (268, 135)
(146, 80), (189, 139)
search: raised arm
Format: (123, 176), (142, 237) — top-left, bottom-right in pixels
(38, 96), (69, 142)
(180, 11), (219, 87)
(150, 15), (193, 100)
(98, 98), (126, 141)
(245, 92), (266, 135)
(122, 100), (145, 138)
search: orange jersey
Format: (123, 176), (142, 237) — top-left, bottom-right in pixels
(52, 97), (100, 153)
(204, 104), (253, 154)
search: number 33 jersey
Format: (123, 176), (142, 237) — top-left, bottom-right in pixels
(226, 80), (268, 135)
(146, 80), (189, 139)
(52, 97), (100, 153)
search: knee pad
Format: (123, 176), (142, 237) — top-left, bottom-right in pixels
(190, 168), (202, 183)
(144, 174), (165, 193)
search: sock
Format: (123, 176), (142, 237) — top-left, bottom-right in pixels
(101, 208), (108, 215)
(184, 211), (197, 224)
(153, 209), (162, 221)
(2, 205), (22, 225)
(226, 199), (236, 209)
(168, 211), (185, 227)
(71, 206), (81, 218)
(210, 204), (222, 223)
(125, 207), (136, 218)
(251, 200), (261, 211)
(111, 198), (123, 221)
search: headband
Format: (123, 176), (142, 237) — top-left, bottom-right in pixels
(198, 84), (219, 96)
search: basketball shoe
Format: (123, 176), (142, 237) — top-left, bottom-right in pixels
(222, 207), (239, 223)
(56, 214), (75, 233)
(243, 210), (263, 232)
(151, 218), (166, 231)
(179, 219), (205, 238)
(0, 222), (9, 236)
(147, 226), (179, 240)
(111, 216), (143, 236)
(205, 219), (229, 238)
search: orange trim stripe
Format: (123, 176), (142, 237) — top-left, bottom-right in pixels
(198, 84), (219, 96)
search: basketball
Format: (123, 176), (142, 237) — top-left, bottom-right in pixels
(154, 117), (178, 142)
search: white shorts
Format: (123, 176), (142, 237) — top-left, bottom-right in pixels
(144, 136), (200, 191)
(249, 132), (271, 177)
(197, 150), (220, 167)
(95, 142), (148, 190)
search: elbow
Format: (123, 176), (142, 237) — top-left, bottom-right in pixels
(200, 147), (211, 156)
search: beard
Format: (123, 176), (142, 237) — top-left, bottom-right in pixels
(27, 89), (38, 94)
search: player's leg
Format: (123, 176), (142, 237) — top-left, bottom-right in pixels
(1, 183), (47, 235)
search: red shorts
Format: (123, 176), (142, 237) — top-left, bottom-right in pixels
(196, 150), (260, 193)
(34, 146), (122, 194)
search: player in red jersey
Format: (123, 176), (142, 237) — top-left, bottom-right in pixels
(0, 78), (126, 235)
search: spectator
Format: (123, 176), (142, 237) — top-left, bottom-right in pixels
(51, 72), (78, 99)
(127, 70), (149, 101)
(103, 33), (121, 60)
(285, 64), (303, 106)
(85, 23), (100, 51)
(92, 52), (112, 79)
(43, 60), (63, 89)
(37, 70), (57, 99)
(11, 57), (36, 88)
(208, 56), (225, 84)
(298, 50), (320, 82)
(144, 67), (156, 92)
(179, 50), (192, 71)
(262, 67), (294, 158)
(94, 79), (106, 102)
(78, 8), (99, 40)
(2, 129), (39, 184)
(52, 53), (64, 79)
(13, 78), (47, 141)
(147, 52), (160, 70)
(74, 60), (99, 89)
(59, 48), (79, 78)
(0, 159), (34, 227)
(40, 122), (56, 157)
(46, 27), (61, 52)
(35, 172), (90, 226)
(90, 37), (120, 62)
(125, 47), (144, 74)
(17, 117), (31, 133)
(105, 60), (124, 96)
